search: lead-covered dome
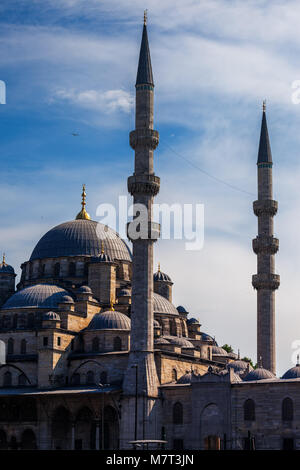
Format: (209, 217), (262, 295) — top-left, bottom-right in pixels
(212, 346), (228, 356)
(163, 335), (195, 349)
(282, 363), (300, 380)
(2, 284), (70, 310)
(227, 360), (253, 375)
(153, 293), (178, 316)
(30, 219), (132, 262)
(243, 367), (276, 382)
(87, 310), (131, 330)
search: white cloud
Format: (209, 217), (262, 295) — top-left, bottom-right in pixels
(54, 88), (133, 113)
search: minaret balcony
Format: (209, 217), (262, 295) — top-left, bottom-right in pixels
(127, 221), (160, 242)
(128, 174), (160, 196)
(252, 273), (280, 290)
(130, 129), (159, 150)
(252, 236), (279, 254)
(253, 199), (278, 216)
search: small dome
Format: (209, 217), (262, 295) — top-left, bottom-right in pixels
(118, 288), (131, 297)
(227, 360), (253, 375)
(91, 252), (113, 263)
(59, 294), (75, 304)
(2, 284), (70, 310)
(282, 364), (300, 380)
(212, 346), (228, 356)
(153, 293), (178, 316)
(154, 337), (170, 345)
(219, 369), (242, 382)
(153, 319), (160, 327)
(87, 310), (131, 330)
(43, 311), (61, 321)
(177, 372), (192, 384)
(163, 335), (194, 349)
(201, 332), (217, 345)
(187, 317), (199, 324)
(177, 306), (188, 314)
(0, 259), (15, 274)
(154, 270), (172, 282)
(243, 367), (276, 382)
(77, 285), (92, 294)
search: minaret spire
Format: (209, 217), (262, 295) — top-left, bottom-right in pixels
(121, 16), (160, 447)
(252, 103), (280, 374)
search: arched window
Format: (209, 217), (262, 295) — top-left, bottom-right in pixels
(244, 399), (255, 421)
(21, 429), (36, 449)
(100, 371), (107, 385)
(3, 371), (12, 387)
(40, 264), (45, 277)
(170, 319), (177, 336)
(21, 339), (27, 355)
(282, 397), (293, 421)
(86, 371), (95, 385)
(69, 262), (76, 277)
(72, 373), (80, 385)
(7, 338), (14, 355)
(92, 337), (99, 352)
(18, 373), (27, 386)
(27, 313), (34, 328)
(172, 369), (177, 382)
(12, 314), (18, 329)
(113, 337), (122, 351)
(173, 402), (183, 425)
(54, 263), (60, 277)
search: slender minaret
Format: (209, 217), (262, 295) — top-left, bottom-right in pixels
(252, 102), (280, 374)
(120, 14), (161, 447)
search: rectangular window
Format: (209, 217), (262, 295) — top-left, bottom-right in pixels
(57, 337), (61, 346)
(43, 337), (48, 346)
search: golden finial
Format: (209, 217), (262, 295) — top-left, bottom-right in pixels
(262, 100), (266, 112)
(2, 253), (6, 266)
(158, 262), (160, 272)
(75, 184), (91, 220)
(110, 298), (115, 311)
(144, 9), (147, 25)
(101, 240), (104, 254)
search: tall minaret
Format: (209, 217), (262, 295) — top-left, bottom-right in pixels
(252, 102), (280, 374)
(120, 14), (161, 447)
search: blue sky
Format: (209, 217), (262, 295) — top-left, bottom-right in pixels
(2, 0), (300, 375)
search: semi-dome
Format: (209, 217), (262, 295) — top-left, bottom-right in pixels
(201, 332), (217, 345)
(177, 306), (188, 314)
(153, 293), (178, 316)
(77, 285), (92, 294)
(59, 294), (74, 304)
(163, 335), (194, 349)
(154, 337), (170, 345)
(43, 311), (61, 321)
(227, 360), (253, 375)
(87, 310), (131, 330)
(282, 364), (300, 380)
(29, 219), (132, 262)
(243, 367), (276, 382)
(187, 317), (199, 324)
(212, 346), (228, 356)
(177, 372), (193, 384)
(2, 284), (70, 310)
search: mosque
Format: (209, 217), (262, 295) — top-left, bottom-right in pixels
(0, 18), (299, 451)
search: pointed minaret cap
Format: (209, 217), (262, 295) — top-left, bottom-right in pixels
(136, 11), (154, 87)
(76, 184), (91, 220)
(257, 100), (272, 164)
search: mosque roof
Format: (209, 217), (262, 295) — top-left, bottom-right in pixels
(153, 293), (179, 316)
(0, 255), (15, 274)
(29, 219), (132, 262)
(2, 284), (70, 310)
(163, 335), (195, 349)
(42, 311), (61, 321)
(87, 310), (131, 330)
(227, 360), (253, 374)
(282, 363), (300, 380)
(212, 346), (228, 356)
(243, 367), (276, 382)
(153, 264), (172, 282)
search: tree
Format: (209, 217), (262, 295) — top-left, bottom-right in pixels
(222, 344), (233, 353)
(241, 356), (255, 368)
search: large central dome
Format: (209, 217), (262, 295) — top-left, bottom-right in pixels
(30, 219), (132, 262)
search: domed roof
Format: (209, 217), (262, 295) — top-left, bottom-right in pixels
(212, 346), (228, 356)
(154, 269), (172, 282)
(177, 306), (188, 314)
(154, 337), (170, 345)
(187, 317), (199, 324)
(91, 252), (113, 263)
(77, 285), (92, 294)
(282, 364), (300, 380)
(118, 288), (131, 297)
(153, 293), (178, 316)
(0, 255), (15, 274)
(177, 372), (193, 384)
(43, 311), (61, 321)
(227, 360), (253, 374)
(243, 367), (276, 382)
(87, 310), (131, 330)
(219, 369), (242, 382)
(60, 294), (75, 304)
(29, 219), (132, 262)
(201, 332), (217, 345)
(163, 335), (194, 349)
(153, 319), (160, 327)
(2, 284), (70, 310)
